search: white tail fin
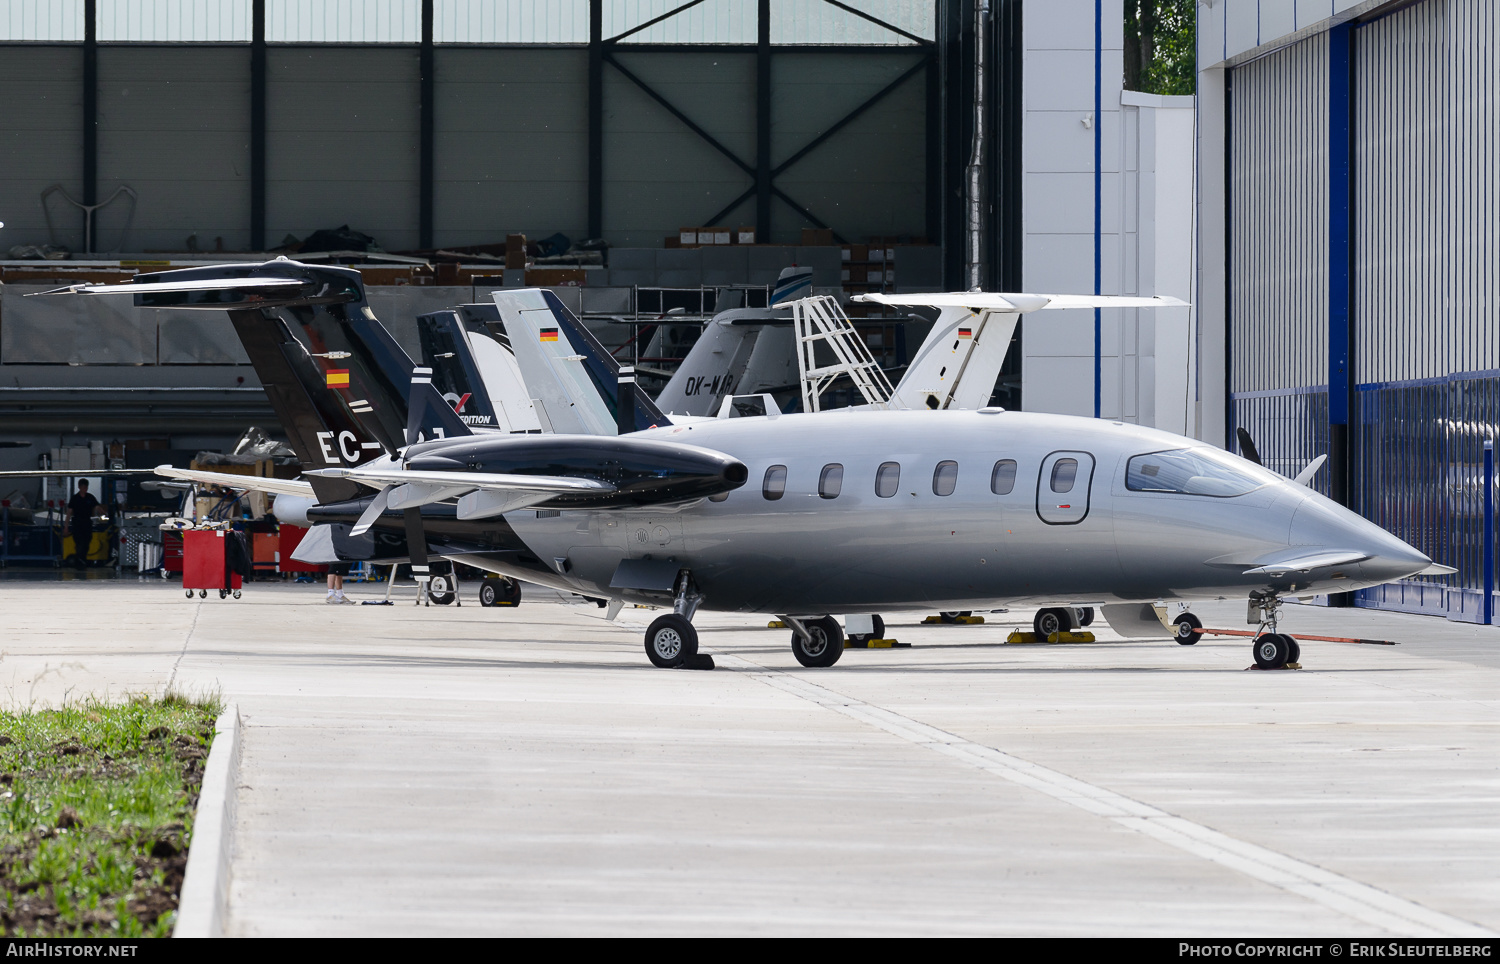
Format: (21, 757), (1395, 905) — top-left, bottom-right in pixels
(892, 306), (1018, 410)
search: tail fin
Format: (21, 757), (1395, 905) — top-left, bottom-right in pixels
(69, 257), (406, 501)
(406, 367), (475, 445)
(226, 308), (388, 504)
(891, 306), (1018, 411)
(416, 310), (503, 431)
(656, 308), (780, 417)
(491, 288), (670, 435)
(771, 265), (814, 305)
(452, 304), (544, 432)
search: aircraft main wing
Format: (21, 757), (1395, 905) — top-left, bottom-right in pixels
(857, 292), (1188, 313)
(155, 466), (317, 498)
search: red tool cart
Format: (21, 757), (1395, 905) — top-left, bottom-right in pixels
(182, 529), (242, 599)
(162, 530), (185, 575)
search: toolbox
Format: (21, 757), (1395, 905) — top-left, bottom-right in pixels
(181, 529), (242, 598)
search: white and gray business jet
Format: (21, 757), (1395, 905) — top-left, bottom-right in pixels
(47, 264), (1444, 673)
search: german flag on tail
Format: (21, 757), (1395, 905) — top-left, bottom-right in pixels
(325, 369), (350, 387)
(539, 328), (559, 342)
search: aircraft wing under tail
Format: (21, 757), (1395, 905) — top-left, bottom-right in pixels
(154, 466), (316, 498)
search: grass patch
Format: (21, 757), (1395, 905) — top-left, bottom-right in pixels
(0, 692), (222, 937)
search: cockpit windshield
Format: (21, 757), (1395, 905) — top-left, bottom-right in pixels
(1125, 448), (1273, 498)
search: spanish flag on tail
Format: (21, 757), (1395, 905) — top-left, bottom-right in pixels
(325, 369), (350, 387)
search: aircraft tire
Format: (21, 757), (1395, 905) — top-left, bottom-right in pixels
(791, 616), (844, 668)
(1076, 607), (1095, 627)
(1173, 612), (1202, 645)
(938, 611), (972, 624)
(1285, 636), (1301, 664)
(478, 577), (521, 608)
(427, 574), (456, 606)
(847, 614), (886, 645)
(645, 613), (698, 669)
(1252, 633), (1291, 670)
(1033, 608), (1072, 637)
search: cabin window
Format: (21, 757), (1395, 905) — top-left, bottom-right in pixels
(819, 463), (843, 499)
(932, 460), (958, 496)
(875, 461), (901, 498)
(991, 459), (1017, 495)
(762, 464), (787, 500)
(1050, 458), (1078, 493)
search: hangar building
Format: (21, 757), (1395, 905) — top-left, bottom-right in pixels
(1195, 0), (1498, 620)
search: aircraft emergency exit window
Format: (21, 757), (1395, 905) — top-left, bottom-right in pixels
(875, 461), (900, 498)
(819, 463), (843, 499)
(763, 465), (787, 500)
(933, 460), (958, 496)
(991, 459), (1017, 495)
(1050, 459), (1078, 493)
(1126, 449), (1267, 497)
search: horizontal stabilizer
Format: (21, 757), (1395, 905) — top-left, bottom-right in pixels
(1419, 563), (1459, 576)
(155, 465), (316, 498)
(857, 292), (1188, 313)
(1243, 549), (1369, 576)
(31, 276), (312, 299)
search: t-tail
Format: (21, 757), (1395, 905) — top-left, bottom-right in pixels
(490, 288), (671, 435)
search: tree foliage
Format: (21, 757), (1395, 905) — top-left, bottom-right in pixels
(1125, 0), (1196, 95)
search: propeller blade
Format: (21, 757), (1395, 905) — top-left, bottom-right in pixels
(1236, 428), (1262, 465)
(350, 486), (391, 538)
(403, 507), (432, 605)
(1293, 454), (1328, 487)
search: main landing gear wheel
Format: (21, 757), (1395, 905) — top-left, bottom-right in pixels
(478, 577), (522, 608)
(1173, 612), (1202, 645)
(1253, 633), (1292, 670)
(938, 611), (972, 624)
(426, 574), (456, 606)
(1033, 608), (1072, 637)
(847, 614), (886, 645)
(1075, 607), (1095, 627)
(1285, 636), (1301, 664)
(645, 613), (699, 669)
(791, 615), (844, 668)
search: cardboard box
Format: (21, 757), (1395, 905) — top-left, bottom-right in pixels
(709, 227), (730, 245)
(737, 226), (755, 245)
(680, 227), (700, 246)
(801, 228), (834, 246)
(505, 234), (527, 269)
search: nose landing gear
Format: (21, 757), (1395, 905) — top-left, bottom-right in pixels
(642, 571), (714, 670)
(1248, 592), (1301, 670)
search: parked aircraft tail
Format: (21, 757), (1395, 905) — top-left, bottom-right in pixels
(490, 288), (671, 435)
(416, 310), (503, 431)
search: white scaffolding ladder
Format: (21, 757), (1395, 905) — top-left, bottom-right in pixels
(789, 295), (901, 413)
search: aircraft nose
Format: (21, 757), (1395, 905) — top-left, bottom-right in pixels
(1290, 497), (1431, 583)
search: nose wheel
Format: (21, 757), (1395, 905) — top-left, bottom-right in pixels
(1247, 592), (1301, 669)
(787, 615), (844, 668)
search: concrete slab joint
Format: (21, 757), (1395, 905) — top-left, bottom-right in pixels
(173, 704), (242, 939)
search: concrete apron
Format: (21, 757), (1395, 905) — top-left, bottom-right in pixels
(1, 579), (1497, 936)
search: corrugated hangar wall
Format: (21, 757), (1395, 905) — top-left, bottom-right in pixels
(436, 48), (588, 247)
(268, 47), (421, 251)
(0, 47), (84, 252)
(1213, 0), (1500, 621)
(0, 43), (928, 253)
(1227, 33), (1331, 485)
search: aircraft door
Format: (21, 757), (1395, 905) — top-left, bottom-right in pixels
(1036, 451), (1095, 525)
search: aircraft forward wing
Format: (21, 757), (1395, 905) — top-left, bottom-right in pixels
(307, 465), (615, 530)
(856, 292), (1188, 313)
(155, 466), (316, 498)
(1241, 549), (1370, 577)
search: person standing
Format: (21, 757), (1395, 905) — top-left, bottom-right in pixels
(326, 562), (351, 604)
(66, 479), (103, 569)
